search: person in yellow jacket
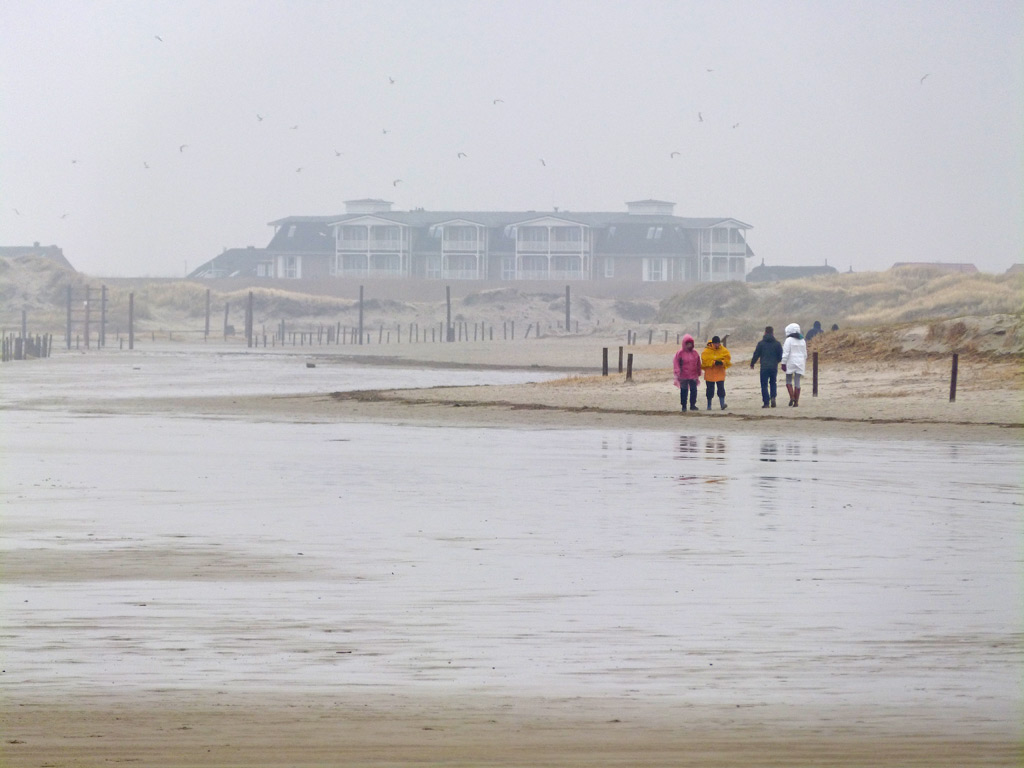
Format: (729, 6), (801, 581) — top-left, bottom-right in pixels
(700, 335), (731, 410)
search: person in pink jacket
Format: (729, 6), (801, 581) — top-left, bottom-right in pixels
(672, 333), (702, 412)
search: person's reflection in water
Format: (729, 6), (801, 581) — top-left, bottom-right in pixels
(704, 435), (726, 458)
(760, 439), (778, 462)
(676, 435), (699, 458)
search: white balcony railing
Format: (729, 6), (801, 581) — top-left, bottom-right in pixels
(702, 243), (747, 255)
(442, 240), (481, 251)
(338, 240), (368, 250)
(443, 269), (481, 280)
(337, 239), (404, 251)
(548, 241), (585, 252)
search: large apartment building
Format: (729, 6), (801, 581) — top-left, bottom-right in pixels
(192, 199), (753, 283)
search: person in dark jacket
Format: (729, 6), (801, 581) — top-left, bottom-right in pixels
(804, 320), (824, 342)
(750, 325), (783, 408)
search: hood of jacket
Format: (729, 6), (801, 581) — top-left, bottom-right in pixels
(681, 333), (695, 346)
(785, 322), (802, 337)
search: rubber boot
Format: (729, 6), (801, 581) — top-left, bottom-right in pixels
(786, 383), (795, 406)
(793, 387), (800, 407)
(706, 398), (713, 411)
(719, 396), (728, 411)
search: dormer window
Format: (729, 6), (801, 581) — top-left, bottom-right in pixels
(287, 225), (296, 238)
(646, 226), (663, 240)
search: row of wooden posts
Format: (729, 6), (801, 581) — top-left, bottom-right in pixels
(1, 333), (54, 362)
(602, 348), (964, 403)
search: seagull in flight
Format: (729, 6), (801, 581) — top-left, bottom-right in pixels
(257, 114), (264, 121)
(698, 112), (703, 122)
(71, 159), (79, 164)
(670, 151), (680, 158)
(388, 76), (395, 84)
(382, 128), (390, 134)
(334, 149), (343, 157)
(919, 73), (930, 84)
(296, 167), (303, 173)
(179, 144), (188, 152)
(13, 208), (20, 216)
(60, 213), (70, 219)
(144, 161), (150, 169)
(732, 123), (740, 129)
(290, 125), (299, 130)
(492, 98), (504, 104)
(457, 152), (467, 159)
(154, 35), (163, 42)
(392, 179), (402, 186)
(539, 158), (546, 166)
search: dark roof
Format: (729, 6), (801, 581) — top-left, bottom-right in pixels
(1005, 264), (1024, 275)
(746, 264), (838, 282)
(0, 244), (75, 271)
(322, 210), (750, 230)
(188, 247), (270, 278)
(266, 220), (334, 252)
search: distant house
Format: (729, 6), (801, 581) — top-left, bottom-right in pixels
(891, 262), (978, 274)
(746, 260), (837, 282)
(1004, 264), (1024, 275)
(189, 199), (755, 284)
(0, 242), (75, 271)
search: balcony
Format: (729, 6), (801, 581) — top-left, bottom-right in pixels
(337, 239), (404, 251)
(442, 269), (481, 280)
(702, 243), (747, 256)
(336, 267), (405, 278)
(442, 239), (481, 251)
(516, 269), (584, 281)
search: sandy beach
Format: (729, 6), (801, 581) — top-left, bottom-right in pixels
(2, 338), (1022, 767)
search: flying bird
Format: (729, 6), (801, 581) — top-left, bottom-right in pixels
(732, 123), (740, 129)
(154, 35), (163, 42)
(296, 167), (302, 173)
(13, 208), (20, 215)
(382, 128), (390, 134)
(670, 151), (680, 158)
(539, 158), (546, 166)
(60, 213), (69, 219)
(698, 112), (703, 122)
(334, 149), (343, 156)
(392, 179), (402, 186)
(705, 68), (714, 72)
(457, 152), (467, 159)
(256, 114), (264, 121)
(143, 161), (150, 168)
(919, 73), (930, 84)
(492, 98), (504, 104)
(290, 125), (299, 130)
(71, 159), (79, 164)
(179, 144), (188, 152)
(388, 76), (395, 84)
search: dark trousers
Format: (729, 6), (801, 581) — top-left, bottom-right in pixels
(679, 379), (698, 408)
(759, 367), (778, 404)
(705, 380), (725, 401)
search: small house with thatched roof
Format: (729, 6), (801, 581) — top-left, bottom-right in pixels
(0, 242), (75, 271)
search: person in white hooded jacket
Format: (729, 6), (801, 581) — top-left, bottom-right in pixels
(781, 322), (808, 407)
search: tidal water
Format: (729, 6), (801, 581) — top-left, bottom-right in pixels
(0, 351), (1021, 727)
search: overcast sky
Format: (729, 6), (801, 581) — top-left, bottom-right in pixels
(2, 0), (1021, 277)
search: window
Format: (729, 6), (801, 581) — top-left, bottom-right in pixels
(340, 226), (367, 243)
(425, 256), (441, 279)
(642, 257), (667, 281)
(551, 227), (581, 243)
(604, 257), (615, 278)
(646, 226), (663, 240)
(283, 255), (300, 279)
(287, 225), (296, 238)
(501, 257), (515, 280)
(257, 262), (272, 277)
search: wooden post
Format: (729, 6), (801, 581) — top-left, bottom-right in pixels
(21, 309), (27, 341)
(618, 346), (624, 373)
(205, 288), (211, 340)
(378, 323), (383, 344)
(66, 285), (72, 349)
(602, 347), (609, 376)
(812, 352), (819, 396)
(358, 285), (364, 345)
(949, 353), (959, 403)
(648, 329), (653, 345)
(565, 284), (570, 332)
(223, 302), (230, 340)
(664, 330), (668, 344)
(697, 321), (701, 340)
(511, 320), (515, 340)
(84, 285), (92, 349)
(128, 293), (135, 350)
(246, 291), (254, 348)
(100, 284), (107, 347)
(446, 285), (453, 341)
(626, 353), (634, 381)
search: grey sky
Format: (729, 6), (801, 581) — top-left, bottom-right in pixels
(3, 0), (1021, 277)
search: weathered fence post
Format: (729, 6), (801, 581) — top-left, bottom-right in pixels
(618, 346), (624, 373)
(100, 284), (107, 347)
(66, 285), (72, 349)
(205, 288), (211, 341)
(812, 352), (819, 396)
(358, 285), (364, 345)
(626, 353), (634, 381)
(565, 285), (570, 332)
(949, 353), (959, 403)
(21, 309), (27, 341)
(84, 285), (91, 349)
(246, 291), (254, 348)
(446, 285), (454, 342)
(223, 302), (230, 340)
(602, 347), (609, 376)
(128, 293), (135, 350)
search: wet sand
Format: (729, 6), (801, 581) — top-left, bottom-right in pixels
(2, 340), (1022, 766)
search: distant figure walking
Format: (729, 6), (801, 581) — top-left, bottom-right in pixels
(700, 336), (731, 410)
(672, 334), (702, 412)
(805, 320), (824, 342)
(750, 325), (783, 408)
(781, 323), (808, 407)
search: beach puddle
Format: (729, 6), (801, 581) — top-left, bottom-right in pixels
(1, 405), (1020, 727)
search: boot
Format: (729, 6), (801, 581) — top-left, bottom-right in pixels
(770, 397), (776, 408)
(706, 398), (713, 411)
(786, 383), (795, 406)
(793, 387), (800, 407)
(719, 396), (728, 410)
